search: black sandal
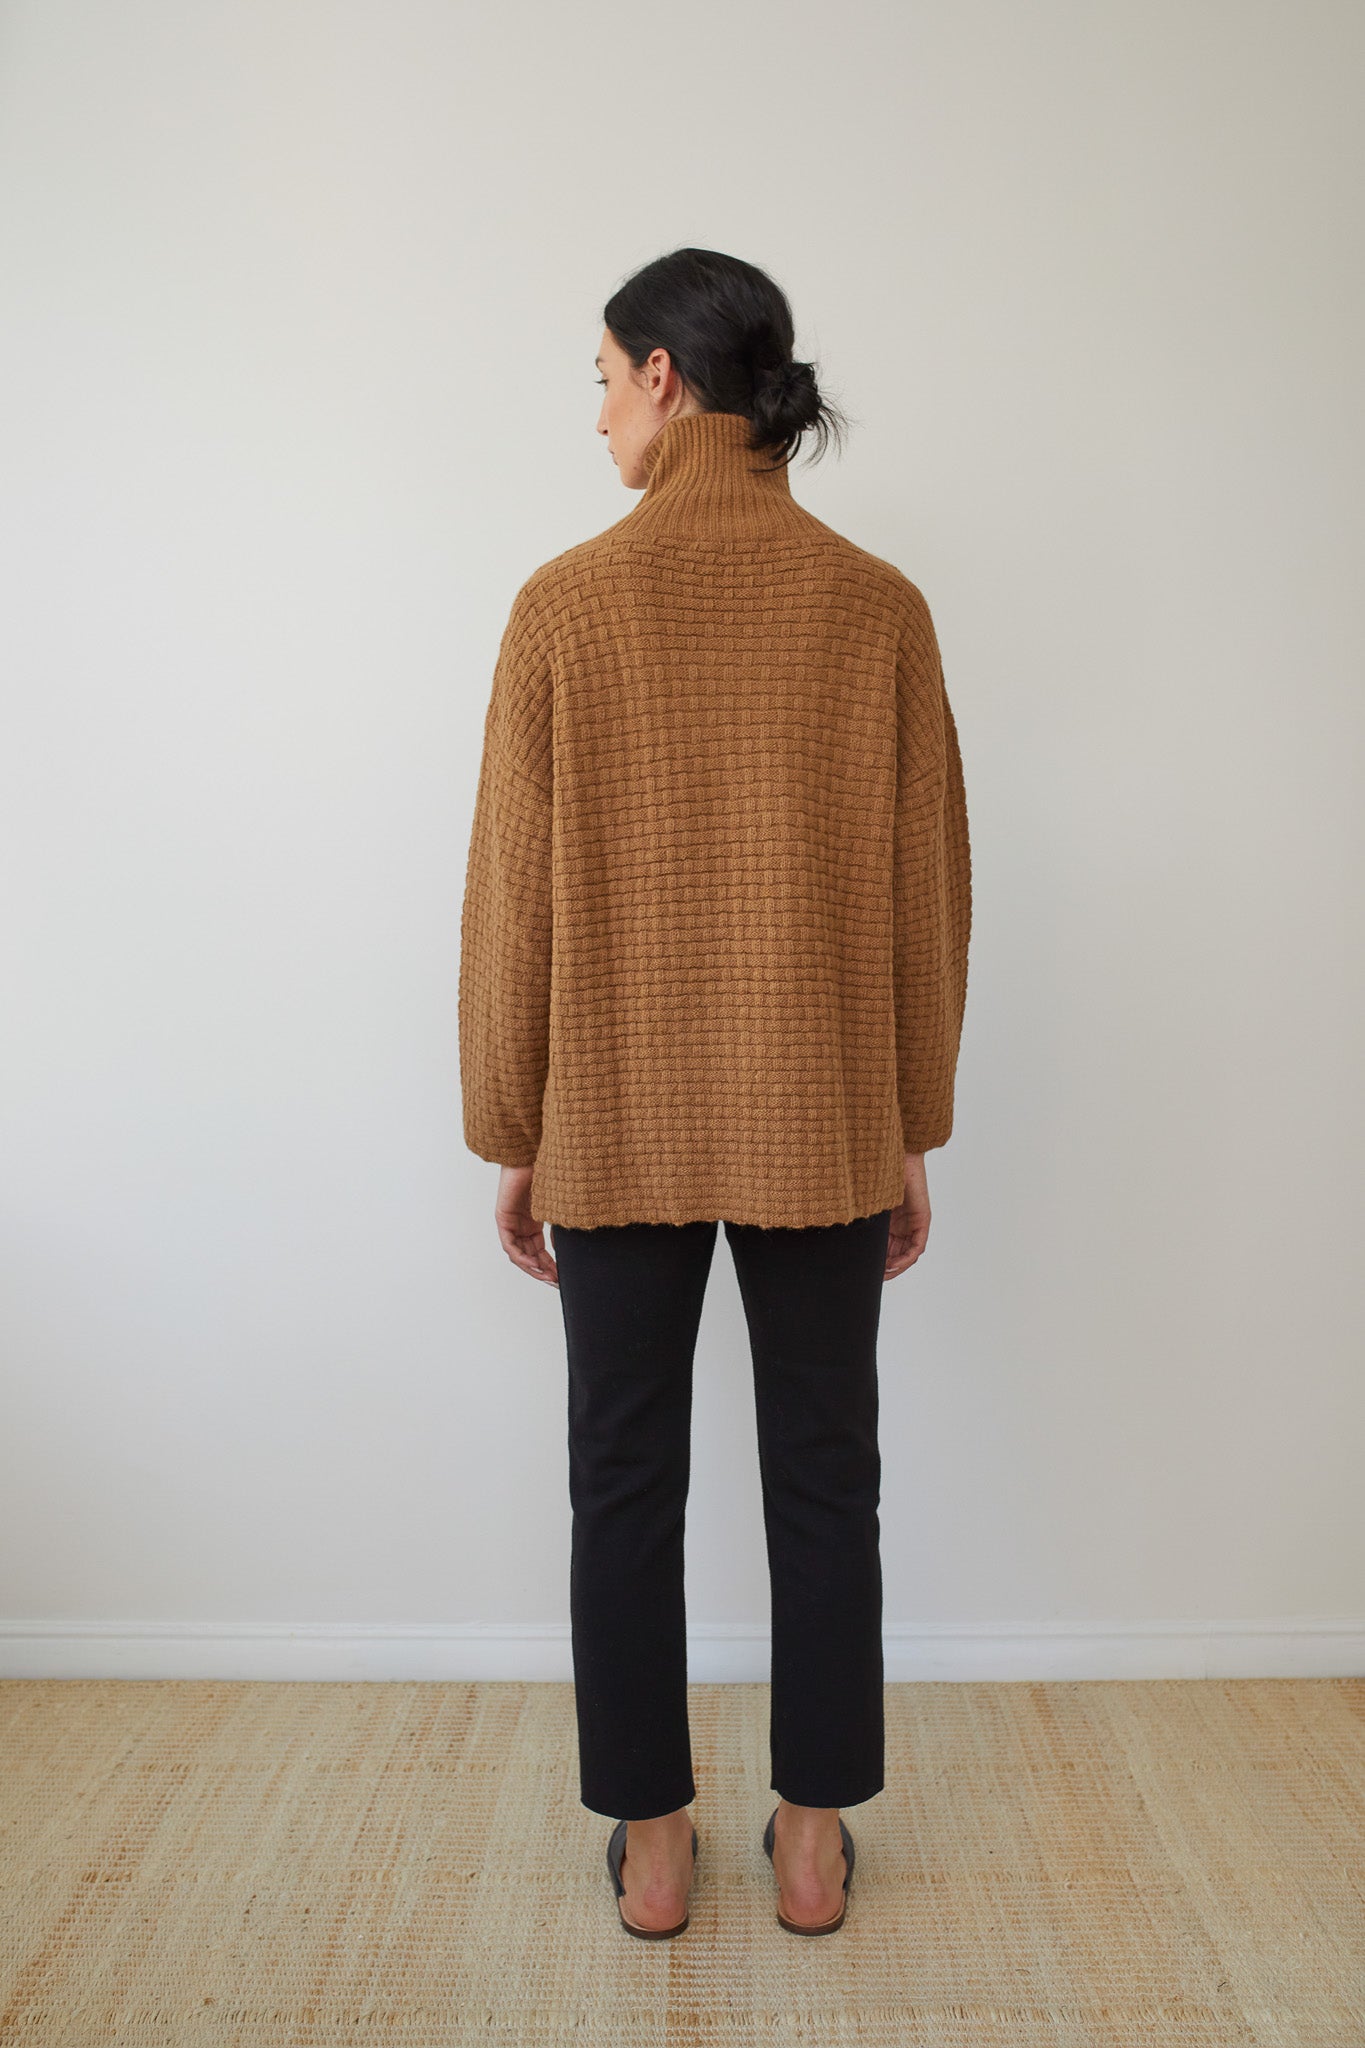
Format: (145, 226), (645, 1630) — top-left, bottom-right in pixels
(606, 1817), (699, 1938)
(762, 1805), (855, 1934)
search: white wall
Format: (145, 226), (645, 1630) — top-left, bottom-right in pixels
(2, 0), (1361, 1682)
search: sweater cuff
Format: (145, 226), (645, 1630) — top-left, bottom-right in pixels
(466, 1134), (540, 1169)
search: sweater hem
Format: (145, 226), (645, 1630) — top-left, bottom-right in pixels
(535, 1178), (905, 1232)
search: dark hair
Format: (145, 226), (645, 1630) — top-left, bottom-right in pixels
(602, 247), (849, 470)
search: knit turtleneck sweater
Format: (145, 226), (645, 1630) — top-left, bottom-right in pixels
(458, 409), (972, 1229)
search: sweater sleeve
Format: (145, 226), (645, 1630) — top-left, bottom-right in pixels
(893, 591), (972, 1153)
(458, 580), (555, 1167)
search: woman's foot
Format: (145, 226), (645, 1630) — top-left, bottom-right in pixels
(770, 1799), (847, 1929)
(619, 1807), (696, 1933)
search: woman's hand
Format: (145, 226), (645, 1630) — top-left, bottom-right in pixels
(494, 1164), (560, 1287)
(885, 1152), (931, 1279)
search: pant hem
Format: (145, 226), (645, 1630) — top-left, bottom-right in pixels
(580, 1785), (697, 1821)
(770, 1780), (885, 1808)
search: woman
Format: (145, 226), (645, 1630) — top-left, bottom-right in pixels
(458, 248), (971, 1938)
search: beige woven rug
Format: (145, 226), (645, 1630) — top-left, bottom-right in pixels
(1, 1677), (1362, 2046)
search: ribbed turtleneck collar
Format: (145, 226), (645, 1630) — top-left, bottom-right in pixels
(616, 410), (814, 542)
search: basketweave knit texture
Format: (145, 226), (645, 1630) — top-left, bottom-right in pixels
(458, 409), (971, 1228)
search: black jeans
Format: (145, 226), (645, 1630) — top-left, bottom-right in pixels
(551, 1208), (892, 1821)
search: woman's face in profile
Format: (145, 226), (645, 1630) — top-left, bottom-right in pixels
(596, 327), (685, 491)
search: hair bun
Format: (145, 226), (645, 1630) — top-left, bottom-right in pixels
(762, 359), (802, 395)
(752, 356), (821, 444)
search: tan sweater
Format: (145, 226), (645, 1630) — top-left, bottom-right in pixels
(458, 409), (971, 1228)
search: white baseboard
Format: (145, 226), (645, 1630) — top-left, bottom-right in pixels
(0, 1619), (1361, 1682)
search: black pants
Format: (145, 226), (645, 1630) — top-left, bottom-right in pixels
(551, 1208), (891, 1821)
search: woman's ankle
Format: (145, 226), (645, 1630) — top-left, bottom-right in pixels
(625, 1805), (692, 1837)
(775, 1798), (840, 1837)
